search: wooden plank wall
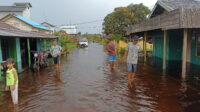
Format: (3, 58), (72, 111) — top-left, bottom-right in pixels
(126, 8), (200, 35)
(181, 8), (200, 28)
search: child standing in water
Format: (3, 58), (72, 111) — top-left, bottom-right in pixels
(5, 58), (18, 105)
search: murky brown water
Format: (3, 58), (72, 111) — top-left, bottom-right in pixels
(1, 43), (200, 112)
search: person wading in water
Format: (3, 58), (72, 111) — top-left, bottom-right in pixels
(106, 38), (117, 70)
(51, 40), (62, 74)
(124, 36), (140, 87)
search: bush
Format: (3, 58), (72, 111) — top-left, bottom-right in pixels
(118, 48), (126, 57)
(54, 30), (77, 52)
(109, 34), (128, 42)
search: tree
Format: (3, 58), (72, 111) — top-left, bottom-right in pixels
(54, 30), (74, 51)
(103, 3), (150, 35)
(77, 32), (82, 35)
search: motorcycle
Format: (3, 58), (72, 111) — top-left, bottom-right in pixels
(32, 51), (40, 72)
(39, 50), (49, 68)
(32, 50), (51, 72)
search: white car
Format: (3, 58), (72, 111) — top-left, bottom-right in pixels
(79, 40), (89, 48)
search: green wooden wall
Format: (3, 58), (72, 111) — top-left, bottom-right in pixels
(190, 35), (200, 76)
(166, 30), (183, 74)
(191, 39), (200, 65)
(152, 35), (164, 69)
(40, 39), (53, 51)
(6, 38), (22, 72)
(152, 29), (183, 74)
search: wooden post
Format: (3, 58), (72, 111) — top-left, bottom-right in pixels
(182, 29), (188, 77)
(0, 39), (2, 75)
(44, 39), (47, 50)
(36, 39), (41, 52)
(163, 30), (167, 70)
(144, 32), (147, 63)
(27, 39), (31, 68)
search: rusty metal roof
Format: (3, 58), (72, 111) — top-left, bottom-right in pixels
(0, 22), (57, 39)
(160, 0), (200, 10)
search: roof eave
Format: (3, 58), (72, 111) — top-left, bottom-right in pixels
(148, 0), (173, 18)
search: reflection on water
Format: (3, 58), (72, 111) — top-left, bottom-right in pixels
(0, 43), (200, 112)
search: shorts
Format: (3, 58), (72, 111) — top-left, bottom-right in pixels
(108, 56), (117, 61)
(127, 63), (137, 72)
(53, 56), (60, 64)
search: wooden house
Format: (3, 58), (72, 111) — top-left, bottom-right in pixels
(126, 0), (200, 77)
(0, 14), (54, 52)
(0, 21), (57, 73)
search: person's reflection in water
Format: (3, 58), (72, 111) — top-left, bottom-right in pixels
(109, 69), (117, 82)
(55, 72), (62, 86)
(7, 104), (19, 112)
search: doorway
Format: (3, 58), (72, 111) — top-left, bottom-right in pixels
(20, 38), (28, 70)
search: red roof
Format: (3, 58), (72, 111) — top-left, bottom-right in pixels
(0, 21), (57, 39)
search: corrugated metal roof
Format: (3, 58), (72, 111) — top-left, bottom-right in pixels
(15, 15), (50, 31)
(41, 22), (55, 27)
(149, 0), (200, 18)
(0, 6), (26, 12)
(0, 22), (57, 39)
(160, 0), (200, 10)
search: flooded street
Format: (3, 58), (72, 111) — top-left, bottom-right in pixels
(1, 43), (200, 112)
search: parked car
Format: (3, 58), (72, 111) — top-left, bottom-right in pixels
(79, 39), (89, 48)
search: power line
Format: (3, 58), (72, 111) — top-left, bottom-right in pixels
(72, 19), (103, 25)
(76, 26), (102, 29)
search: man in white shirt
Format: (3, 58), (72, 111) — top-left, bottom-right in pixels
(124, 36), (140, 87)
(51, 40), (62, 74)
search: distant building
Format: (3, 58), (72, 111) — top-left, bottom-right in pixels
(0, 14), (51, 34)
(60, 25), (77, 35)
(41, 22), (56, 34)
(0, 2), (32, 19)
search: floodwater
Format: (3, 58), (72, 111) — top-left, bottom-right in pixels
(1, 43), (200, 112)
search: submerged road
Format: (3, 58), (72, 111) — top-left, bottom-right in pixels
(1, 43), (200, 112)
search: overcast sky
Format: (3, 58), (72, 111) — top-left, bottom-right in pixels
(1, 0), (157, 34)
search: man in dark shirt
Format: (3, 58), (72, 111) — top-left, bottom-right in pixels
(106, 38), (116, 70)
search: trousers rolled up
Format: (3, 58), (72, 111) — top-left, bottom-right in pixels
(11, 83), (18, 104)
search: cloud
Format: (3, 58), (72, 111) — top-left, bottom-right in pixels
(1, 0), (157, 34)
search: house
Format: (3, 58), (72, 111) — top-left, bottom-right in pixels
(0, 21), (57, 73)
(60, 25), (77, 35)
(0, 14), (51, 34)
(0, 2), (32, 19)
(126, 0), (200, 78)
(41, 22), (56, 34)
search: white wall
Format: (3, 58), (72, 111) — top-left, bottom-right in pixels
(60, 26), (77, 34)
(22, 7), (31, 19)
(62, 28), (77, 34)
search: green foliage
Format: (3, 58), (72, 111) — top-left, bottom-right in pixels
(54, 30), (77, 52)
(109, 34), (128, 42)
(103, 3), (150, 35)
(83, 34), (102, 42)
(77, 32), (81, 35)
(118, 48), (126, 57)
(99, 39), (108, 45)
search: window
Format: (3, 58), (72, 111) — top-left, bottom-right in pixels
(196, 36), (200, 56)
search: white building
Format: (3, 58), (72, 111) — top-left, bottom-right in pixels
(0, 2), (32, 19)
(60, 25), (77, 35)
